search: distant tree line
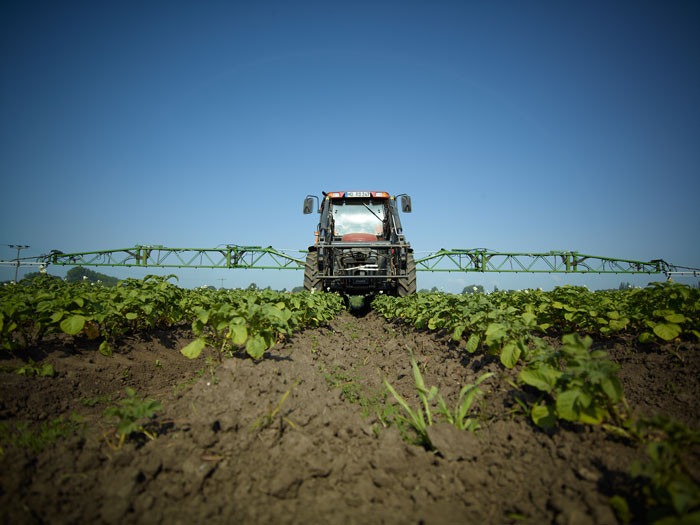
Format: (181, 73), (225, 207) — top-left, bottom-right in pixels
(65, 267), (120, 286)
(9, 267), (120, 286)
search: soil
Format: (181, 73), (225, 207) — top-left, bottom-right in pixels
(1, 309), (698, 524)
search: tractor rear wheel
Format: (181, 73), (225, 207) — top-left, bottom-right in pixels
(397, 253), (416, 296)
(304, 251), (321, 291)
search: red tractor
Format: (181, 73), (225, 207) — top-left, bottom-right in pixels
(303, 191), (415, 296)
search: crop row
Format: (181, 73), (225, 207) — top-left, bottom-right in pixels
(0, 275), (345, 359)
(372, 283), (700, 521)
(372, 282), (699, 426)
(373, 282), (699, 356)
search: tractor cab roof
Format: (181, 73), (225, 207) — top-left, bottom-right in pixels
(326, 191), (390, 199)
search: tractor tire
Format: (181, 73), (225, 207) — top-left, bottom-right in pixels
(397, 253), (417, 296)
(304, 251), (321, 291)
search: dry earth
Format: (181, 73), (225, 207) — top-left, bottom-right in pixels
(1, 309), (698, 524)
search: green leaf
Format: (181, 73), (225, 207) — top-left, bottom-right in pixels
(39, 363), (55, 377)
(60, 315), (86, 335)
(653, 322), (682, 341)
(99, 340), (112, 357)
(452, 325), (464, 342)
(556, 387), (604, 423)
(608, 318), (629, 331)
(521, 312), (536, 327)
(601, 377), (623, 403)
(519, 367), (560, 393)
(465, 333), (479, 353)
(531, 404), (556, 428)
(125, 312), (138, 320)
(669, 477), (700, 515)
(562, 333), (592, 353)
(181, 339), (205, 359)
(195, 309), (209, 324)
(578, 404), (604, 424)
(246, 335), (265, 359)
(663, 312), (686, 324)
(230, 324), (247, 345)
(485, 323), (507, 346)
(556, 388), (581, 421)
(500, 342), (521, 369)
(609, 496), (631, 525)
(638, 332), (655, 343)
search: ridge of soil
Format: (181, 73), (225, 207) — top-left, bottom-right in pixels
(1, 310), (698, 524)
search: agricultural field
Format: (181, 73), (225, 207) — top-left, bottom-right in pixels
(1, 276), (699, 524)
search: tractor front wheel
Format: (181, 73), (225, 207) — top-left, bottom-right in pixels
(397, 253), (416, 296)
(304, 251), (321, 291)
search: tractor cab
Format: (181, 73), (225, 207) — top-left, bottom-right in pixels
(329, 195), (388, 241)
(304, 191), (411, 245)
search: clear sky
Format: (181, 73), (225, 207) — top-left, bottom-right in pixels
(2, 1), (699, 291)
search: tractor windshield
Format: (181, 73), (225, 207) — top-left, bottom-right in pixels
(332, 199), (386, 238)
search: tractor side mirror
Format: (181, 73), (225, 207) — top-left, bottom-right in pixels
(401, 195), (412, 213)
(303, 196), (315, 214)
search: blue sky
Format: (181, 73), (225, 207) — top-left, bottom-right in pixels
(2, 1), (699, 291)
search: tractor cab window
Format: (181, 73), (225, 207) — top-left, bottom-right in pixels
(332, 199), (386, 238)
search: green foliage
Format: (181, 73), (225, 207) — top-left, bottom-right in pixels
(372, 283), (700, 369)
(103, 387), (161, 443)
(180, 289), (345, 361)
(0, 274), (185, 352)
(20, 272), (62, 284)
(519, 334), (628, 427)
(371, 286), (700, 434)
(14, 359), (55, 377)
(621, 416), (700, 523)
(374, 285), (691, 442)
(0, 414), (84, 453)
(0, 274), (343, 363)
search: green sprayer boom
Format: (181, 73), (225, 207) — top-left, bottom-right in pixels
(2, 245), (698, 278)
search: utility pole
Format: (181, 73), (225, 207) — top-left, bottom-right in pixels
(8, 244), (30, 283)
(217, 277), (226, 289)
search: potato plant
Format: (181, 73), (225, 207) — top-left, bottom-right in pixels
(0, 275), (344, 361)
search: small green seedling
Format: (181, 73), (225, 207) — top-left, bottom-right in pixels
(15, 359), (55, 378)
(0, 414), (84, 453)
(383, 352), (492, 446)
(102, 387), (161, 449)
(436, 372), (493, 432)
(253, 381), (299, 430)
(80, 393), (113, 407)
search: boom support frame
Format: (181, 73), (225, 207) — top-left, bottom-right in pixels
(1, 246), (697, 277)
(42, 245), (305, 270)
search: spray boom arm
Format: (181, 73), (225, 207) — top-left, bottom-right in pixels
(2, 246), (697, 278)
